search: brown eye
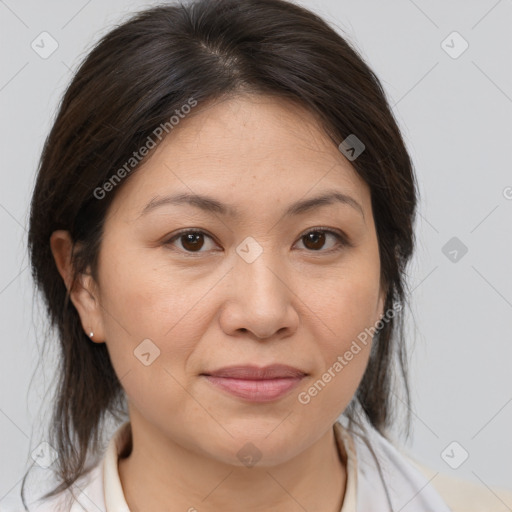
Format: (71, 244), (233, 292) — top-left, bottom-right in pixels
(164, 227), (349, 255)
(303, 231), (326, 250)
(180, 232), (205, 251)
(297, 228), (348, 253)
(165, 230), (216, 253)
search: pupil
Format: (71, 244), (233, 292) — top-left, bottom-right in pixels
(183, 233), (203, 251)
(180, 232), (327, 252)
(305, 232), (325, 250)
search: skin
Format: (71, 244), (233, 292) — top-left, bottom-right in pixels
(51, 94), (386, 512)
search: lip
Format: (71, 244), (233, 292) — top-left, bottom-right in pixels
(201, 364), (307, 402)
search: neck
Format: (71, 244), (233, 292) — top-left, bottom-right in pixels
(118, 412), (348, 512)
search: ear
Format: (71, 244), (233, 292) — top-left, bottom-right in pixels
(50, 230), (105, 343)
(375, 283), (387, 324)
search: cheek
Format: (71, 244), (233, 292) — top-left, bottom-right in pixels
(298, 261), (380, 408)
(294, 305), (374, 433)
(98, 242), (211, 338)
(96, 246), (211, 396)
(309, 260), (381, 350)
(97, 266), (205, 424)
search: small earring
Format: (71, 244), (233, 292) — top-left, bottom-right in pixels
(89, 332), (94, 338)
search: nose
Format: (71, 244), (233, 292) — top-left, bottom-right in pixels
(218, 249), (299, 341)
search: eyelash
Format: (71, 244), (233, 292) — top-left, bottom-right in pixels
(163, 227), (351, 256)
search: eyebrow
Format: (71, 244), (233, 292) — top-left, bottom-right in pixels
(139, 190), (365, 220)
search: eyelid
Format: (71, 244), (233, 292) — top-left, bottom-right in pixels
(163, 228), (219, 255)
(163, 226), (352, 254)
(300, 226), (352, 247)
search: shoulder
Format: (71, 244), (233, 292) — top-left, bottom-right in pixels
(335, 418), (512, 512)
(10, 462), (106, 512)
(408, 457), (512, 512)
(0, 493), (72, 512)
(336, 420), (453, 511)
(16, 421), (130, 512)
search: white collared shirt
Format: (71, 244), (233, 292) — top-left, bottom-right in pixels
(10, 419), (512, 512)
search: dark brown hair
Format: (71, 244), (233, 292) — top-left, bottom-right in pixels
(24, 0), (417, 507)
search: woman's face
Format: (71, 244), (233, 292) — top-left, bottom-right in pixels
(88, 94), (385, 465)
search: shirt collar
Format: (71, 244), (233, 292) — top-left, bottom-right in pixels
(102, 420), (357, 512)
(103, 420), (131, 512)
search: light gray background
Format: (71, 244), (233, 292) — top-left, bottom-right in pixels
(1, 0), (511, 506)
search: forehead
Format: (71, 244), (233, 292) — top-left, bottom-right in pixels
(108, 94), (370, 219)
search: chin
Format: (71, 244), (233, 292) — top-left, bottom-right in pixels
(199, 422), (308, 468)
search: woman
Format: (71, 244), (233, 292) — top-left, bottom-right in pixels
(17, 0), (512, 510)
